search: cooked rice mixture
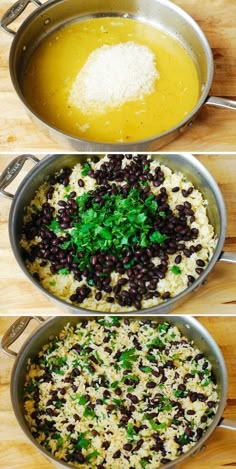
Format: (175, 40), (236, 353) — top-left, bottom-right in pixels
(24, 318), (219, 468)
(20, 155), (217, 312)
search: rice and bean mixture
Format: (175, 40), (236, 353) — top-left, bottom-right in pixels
(24, 318), (219, 468)
(21, 154), (216, 312)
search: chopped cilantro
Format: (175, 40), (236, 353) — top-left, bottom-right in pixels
(150, 231), (169, 244)
(126, 422), (135, 440)
(47, 219), (61, 233)
(178, 434), (189, 445)
(83, 407), (96, 418)
(148, 419), (167, 431)
(141, 366), (152, 373)
(174, 389), (188, 398)
(147, 337), (164, 349)
(47, 188), (172, 273)
(81, 162), (91, 177)
(78, 395), (88, 405)
(85, 450), (100, 461)
(49, 280), (56, 286)
(201, 378), (211, 387)
(113, 399), (122, 406)
(158, 323), (169, 334)
(119, 348), (138, 370)
(60, 240), (71, 250)
(140, 460), (149, 468)
(158, 211), (167, 219)
(110, 381), (119, 389)
(171, 265), (181, 275)
(76, 433), (90, 450)
(58, 267), (69, 275)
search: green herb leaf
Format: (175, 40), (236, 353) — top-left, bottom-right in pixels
(83, 407), (96, 418)
(126, 422), (135, 440)
(148, 419), (167, 431)
(140, 459), (149, 468)
(150, 231), (169, 244)
(81, 162), (91, 177)
(78, 395), (89, 405)
(58, 267), (69, 275)
(171, 265), (181, 275)
(201, 378), (211, 387)
(76, 433), (90, 450)
(158, 211), (166, 219)
(85, 450), (100, 461)
(110, 381), (119, 389)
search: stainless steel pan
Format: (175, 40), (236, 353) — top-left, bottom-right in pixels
(0, 153), (236, 315)
(1, 0), (236, 151)
(1, 315), (236, 468)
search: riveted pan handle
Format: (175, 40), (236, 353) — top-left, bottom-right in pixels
(0, 154), (39, 199)
(206, 96), (236, 111)
(218, 418), (236, 431)
(219, 252), (236, 264)
(1, 0), (42, 36)
(1, 316), (45, 358)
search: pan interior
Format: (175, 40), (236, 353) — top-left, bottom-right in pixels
(10, 0), (212, 143)
(10, 153), (225, 315)
(11, 316), (227, 469)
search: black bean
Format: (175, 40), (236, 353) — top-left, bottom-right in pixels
(146, 382), (156, 389)
(196, 267), (204, 275)
(102, 441), (110, 449)
(190, 392), (198, 402)
(162, 291), (170, 300)
(207, 400), (217, 408)
(113, 450), (121, 459)
(123, 443), (132, 451)
(172, 186), (180, 192)
(133, 439), (144, 451)
(127, 393), (139, 404)
(75, 452), (86, 463)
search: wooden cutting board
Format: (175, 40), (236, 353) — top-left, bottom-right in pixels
(0, 0), (236, 152)
(0, 153), (236, 316)
(0, 316), (235, 469)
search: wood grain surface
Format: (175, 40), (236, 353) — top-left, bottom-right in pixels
(0, 316), (235, 469)
(0, 153), (236, 316)
(0, 0), (236, 152)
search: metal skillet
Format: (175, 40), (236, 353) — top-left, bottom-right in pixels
(1, 315), (236, 468)
(0, 153), (236, 315)
(1, 0), (236, 151)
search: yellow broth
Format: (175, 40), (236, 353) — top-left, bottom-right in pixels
(22, 17), (200, 143)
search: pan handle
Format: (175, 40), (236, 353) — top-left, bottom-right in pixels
(219, 252), (236, 264)
(1, 316), (45, 358)
(218, 418), (236, 431)
(1, 0), (42, 36)
(206, 96), (236, 111)
(0, 154), (39, 200)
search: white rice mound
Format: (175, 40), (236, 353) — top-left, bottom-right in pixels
(68, 42), (159, 114)
(20, 155), (217, 313)
(24, 319), (219, 468)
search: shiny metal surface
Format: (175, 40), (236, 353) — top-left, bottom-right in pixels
(0, 0), (41, 36)
(0, 315), (232, 468)
(206, 96), (236, 111)
(0, 0), (226, 151)
(1, 152), (234, 315)
(0, 154), (39, 199)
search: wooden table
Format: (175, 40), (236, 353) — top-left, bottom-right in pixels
(0, 0), (236, 152)
(0, 153), (236, 316)
(0, 316), (235, 469)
